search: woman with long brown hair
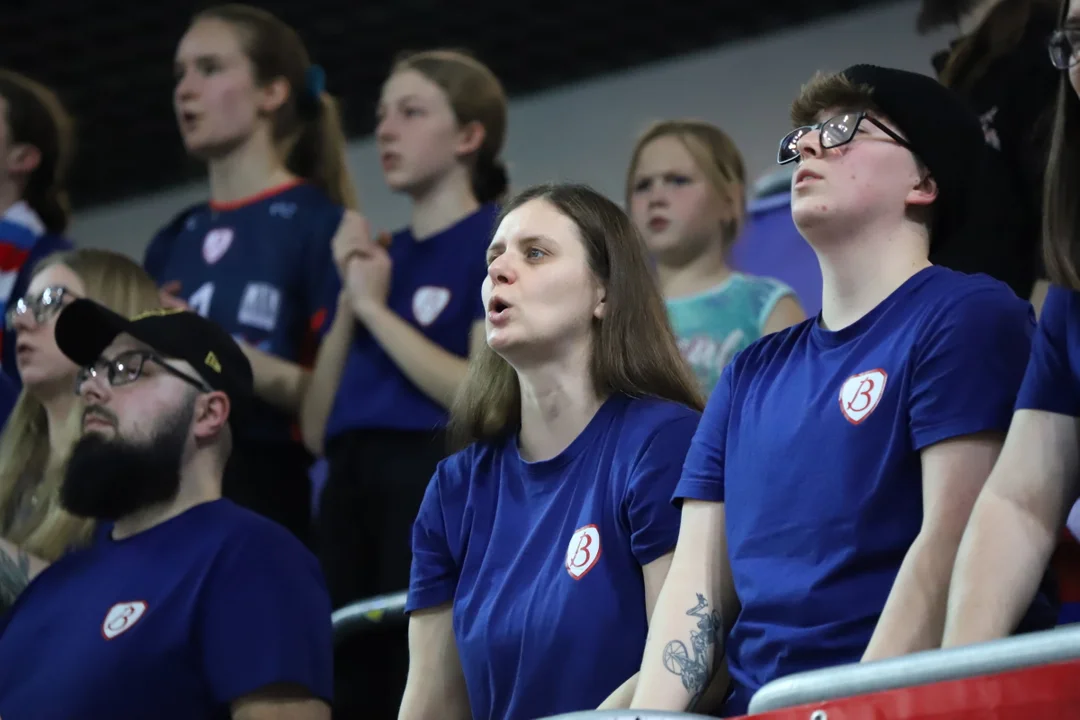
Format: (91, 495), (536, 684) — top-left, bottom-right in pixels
(0, 248), (160, 612)
(399, 183), (703, 720)
(943, 0), (1080, 645)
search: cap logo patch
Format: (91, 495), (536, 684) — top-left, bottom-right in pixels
(204, 351), (221, 373)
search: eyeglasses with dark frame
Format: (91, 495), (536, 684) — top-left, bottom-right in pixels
(75, 350), (212, 395)
(5, 286), (76, 331)
(1049, 28), (1080, 70)
(777, 111), (913, 165)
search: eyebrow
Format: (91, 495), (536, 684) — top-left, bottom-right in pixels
(487, 234), (558, 253)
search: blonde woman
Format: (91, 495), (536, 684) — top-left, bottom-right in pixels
(0, 248), (160, 611)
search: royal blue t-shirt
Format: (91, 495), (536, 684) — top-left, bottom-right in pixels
(675, 266), (1035, 716)
(144, 182), (344, 443)
(0, 499), (333, 720)
(325, 204), (497, 440)
(1017, 285), (1080, 414)
(408, 394), (700, 720)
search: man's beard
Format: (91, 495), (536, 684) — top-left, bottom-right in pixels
(916, 0), (981, 33)
(61, 398), (195, 522)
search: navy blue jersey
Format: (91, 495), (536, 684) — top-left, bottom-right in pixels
(0, 500), (333, 719)
(144, 182), (344, 443)
(325, 204), (496, 439)
(675, 266), (1036, 715)
(408, 395), (699, 720)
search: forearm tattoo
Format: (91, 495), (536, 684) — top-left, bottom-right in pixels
(661, 593), (723, 709)
(0, 547), (31, 614)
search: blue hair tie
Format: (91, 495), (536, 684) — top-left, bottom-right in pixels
(305, 64), (326, 99)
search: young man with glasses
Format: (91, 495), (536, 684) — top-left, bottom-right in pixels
(629, 65), (1052, 716)
(0, 301), (332, 720)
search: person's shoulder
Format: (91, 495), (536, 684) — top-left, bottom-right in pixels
(921, 266), (1031, 316)
(153, 203), (208, 242)
(619, 395), (701, 428)
(208, 501), (317, 564)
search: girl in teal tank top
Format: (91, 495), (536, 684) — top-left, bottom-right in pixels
(627, 120), (805, 393)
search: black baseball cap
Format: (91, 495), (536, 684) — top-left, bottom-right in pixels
(55, 300), (253, 424)
(838, 64), (989, 246)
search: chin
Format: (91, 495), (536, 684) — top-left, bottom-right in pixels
(18, 367), (68, 394)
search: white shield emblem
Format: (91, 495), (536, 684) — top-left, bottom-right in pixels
(839, 369), (888, 425)
(565, 524), (602, 580)
(101, 600), (148, 640)
(412, 286), (451, 327)
(202, 228), (234, 265)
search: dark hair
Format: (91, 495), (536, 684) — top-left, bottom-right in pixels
(393, 49), (509, 205)
(448, 183), (704, 450)
(192, 4), (358, 210)
(0, 70), (74, 234)
(1043, 0), (1080, 287)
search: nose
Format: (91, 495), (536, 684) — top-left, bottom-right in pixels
(174, 69), (197, 104)
(78, 368), (110, 404)
(796, 128), (822, 161)
(375, 112), (397, 144)
(10, 309), (35, 335)
(487, 254), (516, 286)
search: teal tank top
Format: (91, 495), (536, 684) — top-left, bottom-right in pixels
(667, 272), (795, 393)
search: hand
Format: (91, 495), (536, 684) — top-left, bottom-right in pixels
(159, 280), (189, 310)
(331, 209), (377, 276)
(344, 244), (392, 321)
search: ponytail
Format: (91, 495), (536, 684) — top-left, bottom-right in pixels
(0, 70), (74, 234)
(472, 154), (509, 206)
(286, 91), (359, 211)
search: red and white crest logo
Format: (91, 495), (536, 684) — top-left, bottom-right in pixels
(202, 228), (234, 265)
(839, 369), (888, 425)
(101, 600), (148, 640)
(412, 286), (451, 326)
(565, 524), (602, 580)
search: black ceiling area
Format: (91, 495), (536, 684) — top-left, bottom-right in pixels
(1, 0), (901, 210)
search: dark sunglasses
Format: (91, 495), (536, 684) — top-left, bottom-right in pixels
(76, 349), (211, 394)
(5, 286), (75, 330)
(777, 111), (912, 165)
(1049, 28), (1080, 70)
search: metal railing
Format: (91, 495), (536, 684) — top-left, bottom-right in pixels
(331, 590), (408, 645)
(748, 624), (1080, 714)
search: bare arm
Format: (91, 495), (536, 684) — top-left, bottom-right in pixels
(596, 551), (674, 709)
(398, 604), (470, 720)
(231, 684), (330, 720)
(761, 295), (806, 336)
(299, 293), (356, 455)
(943, 410), (1080, 646)
(356, 305), (485, 411)
(630, 501), (736, 711)
(0, 538), (48, 612)
(239, 344), (312, 416)
(862, 432), (1004, 660)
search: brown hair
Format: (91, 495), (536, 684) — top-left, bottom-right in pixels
(790, 72), (879, 128)
(626, 119), (748, 249)
(193, 4), (359, 210)
(923, 0), (1060, 92)
(0, 70), (75, 234)
(1043, 0), (1080, 287)
(393, 49), (509, 205)
(449, 183), (704, 450)
(0, 249), (161, 561)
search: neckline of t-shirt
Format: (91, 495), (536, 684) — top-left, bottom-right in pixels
(810, 265), (939, 349)
(99, 498), (226, 546)
(512, 394), (629, 478)
(208, 179), (305, 213)
(400, 203), (499, 245)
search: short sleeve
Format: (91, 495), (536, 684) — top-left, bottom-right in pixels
(755, 278), (797, 334)
(1017, 285), (1080, 416)
(909, 289), (1035, 450)
(200, 528), (333, 705)
(624, 413), (700, 565)
(143, 207), (198, 284)
(304, 205), (346, 339)
(406, 466), (459, 613)
(674, 363), (736, 504)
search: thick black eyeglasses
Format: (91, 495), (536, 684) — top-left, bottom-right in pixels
(777, 111), (912, 165)
(1049, 28), (1080, 69)
(5, 286), (75, 330)
(76, 350), (211, 394)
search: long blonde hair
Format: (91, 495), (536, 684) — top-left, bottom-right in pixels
(0, 249), (160, 560)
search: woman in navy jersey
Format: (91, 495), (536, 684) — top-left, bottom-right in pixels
(0, 71), (76, 388)
(627, 119), (804, 394)
(944, 0), (1080, 644)
(399, 183), (704, 720)
(300, 49), (508, 718)
(143, 4), (364, 547)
